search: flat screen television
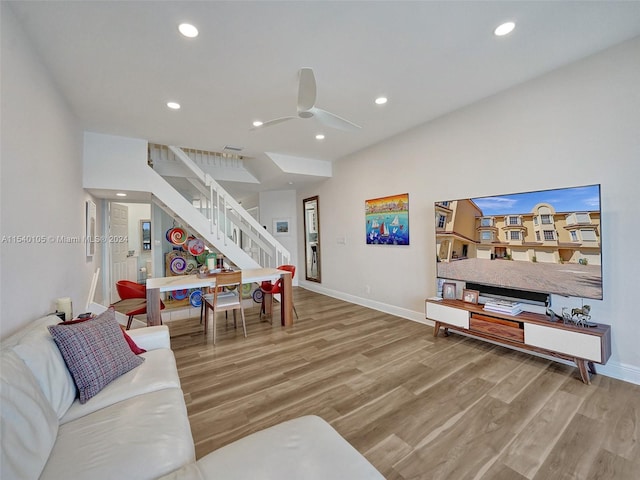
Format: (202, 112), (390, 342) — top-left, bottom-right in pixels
(435, 184), (602, 301)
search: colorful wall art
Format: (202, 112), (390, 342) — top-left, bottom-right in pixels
(365, 193), (409, 245)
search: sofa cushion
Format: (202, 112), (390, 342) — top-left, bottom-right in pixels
(60, 348), (182, 424)
(1, 351), (59, 480)
(13, 317), (77, 418)
(48, 308), (144, 404)
(40, 388), (196, 480)
(125, 325), (171, 351)
(163, 415), (385, 480)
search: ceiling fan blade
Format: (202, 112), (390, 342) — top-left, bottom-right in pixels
(311, 107), (361, 131)
(250, 116), (298, 130)
(297, 68), (317, 112)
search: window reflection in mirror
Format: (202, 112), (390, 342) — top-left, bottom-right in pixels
(303, 196), (320, 282)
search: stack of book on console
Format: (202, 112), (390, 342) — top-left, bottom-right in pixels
(483, 299), (523, 316)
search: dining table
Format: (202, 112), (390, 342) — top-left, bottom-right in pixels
(145, 267), (293, 327)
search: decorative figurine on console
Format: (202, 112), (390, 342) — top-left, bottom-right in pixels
(546, 304), (597, 328)
(571, 305), (591, 324)
(562, 305), (597, 328)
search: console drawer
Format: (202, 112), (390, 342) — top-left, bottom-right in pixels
(470, 313), (524, 343)
(524, 323), (603, 362)
(426, 302), (469, 329)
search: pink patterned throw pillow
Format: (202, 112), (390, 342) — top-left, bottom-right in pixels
(48, 308), (144, 403)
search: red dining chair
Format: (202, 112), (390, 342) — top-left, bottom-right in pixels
(260, 265), (298, 324)
(113, 280), (165, 329)
(116, 280), (146, 299)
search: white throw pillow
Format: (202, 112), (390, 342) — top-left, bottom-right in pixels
(14, 319), (77, 418)
(1, 350), (59, 480)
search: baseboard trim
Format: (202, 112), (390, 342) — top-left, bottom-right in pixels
(597, 361), (640, 386)
(299, 282), (425, 324)
(298, 283), (640, 386)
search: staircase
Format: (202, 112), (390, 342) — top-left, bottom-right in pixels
(147, 144), (290, 270)
(82, 133), (290, 312)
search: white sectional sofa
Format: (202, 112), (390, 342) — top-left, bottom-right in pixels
(1, 314), (194, 480)
(1, 313), (384, 480)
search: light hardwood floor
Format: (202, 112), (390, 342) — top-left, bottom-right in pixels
(167, 288), (640, 480)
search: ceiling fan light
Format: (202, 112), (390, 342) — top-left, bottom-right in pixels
(494, 21), (515, 37)
(178, 23), (199, 38)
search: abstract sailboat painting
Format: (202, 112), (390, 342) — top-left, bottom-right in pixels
(365, 193), (409, 245)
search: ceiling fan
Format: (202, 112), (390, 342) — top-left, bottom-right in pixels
(253, 68), (361, 132)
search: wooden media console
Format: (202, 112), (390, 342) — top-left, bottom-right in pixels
(425, 298), (611, 384)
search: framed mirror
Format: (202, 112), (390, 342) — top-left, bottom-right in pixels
(140, 219), (151, 251)
(303, 196), (321, 282)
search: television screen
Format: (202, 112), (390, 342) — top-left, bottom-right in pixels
(435, 184), (602, 300)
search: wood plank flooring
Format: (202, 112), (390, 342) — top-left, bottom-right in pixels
(166, 288), (640, 480)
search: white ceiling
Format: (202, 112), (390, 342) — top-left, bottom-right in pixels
(8, 1), (640, 201)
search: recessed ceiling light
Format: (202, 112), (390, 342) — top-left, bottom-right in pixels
(375, 96), (388, 105)
(315, 134), (325, 140)
(288, 181), (294, 185)
(494, 21), (515, 37)
(116, 192), (127, 197)
(178, 23), (198, 38)
(253, 120), (263, 127)
(167, 102), (181, 110)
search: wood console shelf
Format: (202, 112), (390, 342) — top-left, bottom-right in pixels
(425, 299), (611, 384)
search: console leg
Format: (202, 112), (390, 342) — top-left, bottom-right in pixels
(433, 321), (441, 337)
(576, 359), (593, 385)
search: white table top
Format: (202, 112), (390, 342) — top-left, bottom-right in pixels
(146, 267), (286, 292)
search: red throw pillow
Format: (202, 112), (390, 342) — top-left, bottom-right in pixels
(119, 325), (147, 355)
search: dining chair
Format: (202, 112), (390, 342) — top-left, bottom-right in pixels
(260, 265), (298, 324)
(202, 271), (246, 344)
(114, 280), (165, 329)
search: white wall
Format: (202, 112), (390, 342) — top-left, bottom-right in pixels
(299, 36), (640, 383)
(259, 190), (299, 285)
(83, 132), (149, 189)
(1, 4), (102, 336)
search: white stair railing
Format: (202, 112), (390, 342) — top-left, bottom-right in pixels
(150, 144), (290, 268)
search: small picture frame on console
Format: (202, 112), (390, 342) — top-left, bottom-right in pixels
(442, 282), (456, 300)
(463, 288), (479, 304)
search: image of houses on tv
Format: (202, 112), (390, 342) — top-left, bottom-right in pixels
(434, 186), (601, 266)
